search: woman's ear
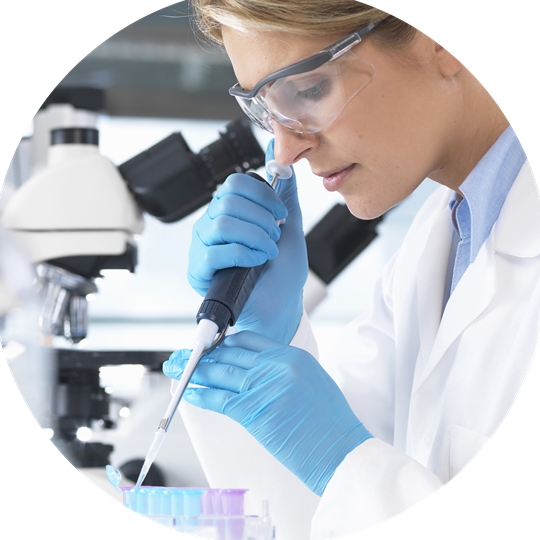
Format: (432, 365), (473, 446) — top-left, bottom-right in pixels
(434, 43), (463, 78)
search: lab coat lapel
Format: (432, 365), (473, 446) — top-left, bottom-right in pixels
(414, 200), (453, 369)
(413, 162), (537, 393)
(429, 235), (497, 367)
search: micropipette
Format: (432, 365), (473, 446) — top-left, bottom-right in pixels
(135, 163), (292, 489)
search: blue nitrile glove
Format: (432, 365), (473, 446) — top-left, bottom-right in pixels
(163, 331), (373, 496)
(187, 139), (308, 344)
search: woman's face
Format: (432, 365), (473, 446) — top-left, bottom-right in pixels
(223, 26), (465, 219)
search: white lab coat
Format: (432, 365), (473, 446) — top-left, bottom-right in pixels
(180, 161), (540, 540)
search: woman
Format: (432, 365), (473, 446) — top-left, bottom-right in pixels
(163, 2), (536, 539)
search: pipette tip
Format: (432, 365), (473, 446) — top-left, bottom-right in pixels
(134, 472), (145, 490)
(134, 460), (151, 489)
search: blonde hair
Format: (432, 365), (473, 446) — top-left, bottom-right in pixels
(190, 0), (416, 49)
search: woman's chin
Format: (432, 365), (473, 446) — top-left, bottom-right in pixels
(342, 197), (388, 221)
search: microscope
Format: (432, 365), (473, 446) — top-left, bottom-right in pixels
(2, 87), (267, 345)
(1, 87), (382, 484)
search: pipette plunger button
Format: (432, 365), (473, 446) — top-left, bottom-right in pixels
(266, 160), (293, 181)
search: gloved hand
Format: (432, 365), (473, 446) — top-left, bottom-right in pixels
(163, 331), (373, 496)
(187, 139), (308, 344)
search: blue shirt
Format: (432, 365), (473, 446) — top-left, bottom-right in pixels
(443, 126), (526, 308)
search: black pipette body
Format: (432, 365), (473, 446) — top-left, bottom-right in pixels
(196, 172), (272, 333)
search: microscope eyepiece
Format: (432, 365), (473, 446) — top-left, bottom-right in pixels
(118, 118), (265, 223)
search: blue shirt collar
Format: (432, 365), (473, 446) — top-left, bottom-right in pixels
(450, 125), (526, 264)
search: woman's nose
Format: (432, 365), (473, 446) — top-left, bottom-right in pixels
(272, 123), (319, 166)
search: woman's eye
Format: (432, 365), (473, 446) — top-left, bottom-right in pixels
(295, 79), (329, 101)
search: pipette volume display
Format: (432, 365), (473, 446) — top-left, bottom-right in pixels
(135, 163), (292, 489)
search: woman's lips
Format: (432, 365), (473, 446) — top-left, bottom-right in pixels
(321, 164), (355, 192)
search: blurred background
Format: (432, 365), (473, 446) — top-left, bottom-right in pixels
(0, 1), (540, 536)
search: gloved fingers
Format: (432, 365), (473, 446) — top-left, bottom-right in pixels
(163, 349), (189, 380)
(195, 215), (279, 259)
(186, 272), (212, 296)
(265, 139), (299, 208)
(188, 243), (270, 285)
(183, 387), (235, 415)
(221, 330), (285, 353)
(163, 348), (212, 380)
(184, 374), (272, 425)
(189, 361), (250, 393)
(216, 173), (288, 220)
(163, 346), (220, 373)
(208, 193), (282, 242)
(203, 346), (264, 370)
(164, 352), (249, 394)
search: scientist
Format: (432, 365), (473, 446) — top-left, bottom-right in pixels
(163, 1), (538, 538)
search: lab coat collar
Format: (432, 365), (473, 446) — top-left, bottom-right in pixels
(493, 162), (540, 258)
(415, 194), (454, 366)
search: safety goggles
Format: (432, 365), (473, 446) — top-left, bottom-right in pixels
(229, 20), (384, 134)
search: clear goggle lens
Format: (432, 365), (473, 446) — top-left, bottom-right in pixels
(234, 51), (376, 134)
